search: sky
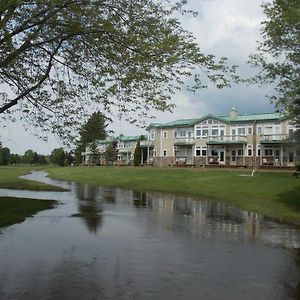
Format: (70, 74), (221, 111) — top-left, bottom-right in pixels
(0, 0), (276, 155)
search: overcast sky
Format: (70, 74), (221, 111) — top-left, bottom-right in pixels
(0, 0), (275, 155)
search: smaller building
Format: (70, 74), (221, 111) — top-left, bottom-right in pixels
(82, 135), (141, 166)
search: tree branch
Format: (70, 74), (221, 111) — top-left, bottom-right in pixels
(0, 39), (64, 113)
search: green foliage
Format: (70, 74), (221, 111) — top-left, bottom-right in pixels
(250, 0), (300, 126)
(134, 141), (141, 166)
(105, 142), (117, 165)
(50, 148), (65, 166)
(9, 153), (21, 164)
(22, 150), (35, 164)
(75, 111), (108, 164)
(0, 1), (235, 144)
(0, 147), (10, 165)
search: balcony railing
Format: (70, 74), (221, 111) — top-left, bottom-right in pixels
(207, 135), (247, 143)
(140, 140), (155, 147)
(173, 137), (195, 145)
(260, 134), (289, 142)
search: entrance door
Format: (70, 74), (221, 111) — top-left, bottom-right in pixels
(219, 151), (224, 163)
(231, 150), (236, 165)
(288, 151), (294, 165)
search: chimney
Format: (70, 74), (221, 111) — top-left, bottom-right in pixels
(230, 108), (238, 119)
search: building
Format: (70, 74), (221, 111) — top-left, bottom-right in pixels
(140, 109), (299, 168)
(82, 135), (141, 165)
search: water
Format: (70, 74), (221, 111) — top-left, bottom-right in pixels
(0, 171), (299, 300)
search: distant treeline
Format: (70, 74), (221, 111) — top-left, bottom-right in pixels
(0, 144), (74, 166)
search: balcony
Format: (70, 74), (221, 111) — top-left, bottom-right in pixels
(207, 135), (247, 144)
(173, 138), (195, 145)
(117, 147), (133, 153)
(260, 134), (289, 143)
(140, 140), (155, 147)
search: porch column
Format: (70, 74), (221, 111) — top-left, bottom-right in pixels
(141, 148), (144, 165)
(280, 144), (283, 167)
(147, 146), (150, 164)
(243, 144), (246, 166)
(206, 145), (209, 165)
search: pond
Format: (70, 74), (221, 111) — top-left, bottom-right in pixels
(0, 171), (299, 299)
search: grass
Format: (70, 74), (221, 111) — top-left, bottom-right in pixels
(0, 197), (57, 228)
(45, 166), (300, 223)
(0, 166), (65, 191)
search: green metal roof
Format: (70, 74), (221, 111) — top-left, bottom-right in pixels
(117, 135), (141, 142)
(93, 135), (142, 145)
(147, 118), (200, 130)
(147, 112), (287, 130)
(221, 112), (286, 123)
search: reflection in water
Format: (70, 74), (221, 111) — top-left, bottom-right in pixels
(75, 184), (104, 233)
(0, 171), (300, 300)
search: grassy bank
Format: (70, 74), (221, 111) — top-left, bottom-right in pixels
(0, 197), (57, 228)
(46, 166), (300, 223)
(0, 166), (65, 191)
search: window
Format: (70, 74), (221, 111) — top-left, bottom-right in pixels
(248, 149), (252, 156)
(208, 119), (212, 124)
(238, 128), (245, 135)
(163, 150), (167, 156)
(211, 149), (218, 156)
(163, 131), (167, 138)
(264, 147), (273, 156)
(196, 147), (206, 156)
(237, 149), (243, 156)
(257, 127), (262, 134)
(174, 131), (178, 138)
(202, 129), (208, 138)
(196, 129), (201, 137)
(212, 129), (218, 136)
(180, 130), (186, 137)
(248, 127), (252, 135)
(150, 131), (156, 140)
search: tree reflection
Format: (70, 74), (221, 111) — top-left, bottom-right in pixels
(75, 184), (104, 233)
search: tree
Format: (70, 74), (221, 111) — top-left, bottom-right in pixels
(250, 0), (300, 127)
(75, 111), (109, 164)
(37, 154), (48, 165)
(133, 135), (146, 166)
(0, 147), (10, 165)
(0, 1), (235, 144)
(89, 141), (99, 166)
(22, 149), (35, 164)
(105, 142), (117, 165)
(10, 153), (21, 164)
(50, 147), (65, 166)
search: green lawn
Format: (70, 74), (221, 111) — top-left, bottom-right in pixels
(0, 166), (65, 191)
(46, 166), (300, 223)
(0, 197), (57, 228)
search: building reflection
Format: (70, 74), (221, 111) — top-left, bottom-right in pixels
(75, 183), (300, 249)
(130, 190), (300, 249)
